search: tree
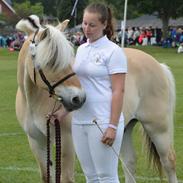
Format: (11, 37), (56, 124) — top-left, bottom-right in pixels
(40, 0), (57, 16)
(88, 0), (139, 19)
(55, 0), (89, 27)
(14, 1), (43, 18)
(129, 0), (183, 39)
(4, 1), (43, 25)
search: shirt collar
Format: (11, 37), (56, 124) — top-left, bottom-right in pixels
(84, 35), (108, 48)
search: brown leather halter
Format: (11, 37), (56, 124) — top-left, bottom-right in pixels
(30, 28), (76, 99)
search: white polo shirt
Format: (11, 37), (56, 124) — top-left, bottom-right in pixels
(72, 35), (127, 125)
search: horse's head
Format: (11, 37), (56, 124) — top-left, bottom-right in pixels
(17, 17), (86, 111)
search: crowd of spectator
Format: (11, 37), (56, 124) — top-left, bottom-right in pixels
(65, 26), (183, 53)
(0, 31), (25, 51)
(66, 31), (87, 46)
(1, 26), (183, 53)
(115, 26), (183, 48)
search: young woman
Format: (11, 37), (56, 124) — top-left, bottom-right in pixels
(50, 2), (127, 182)
(71, 3), (127, 183)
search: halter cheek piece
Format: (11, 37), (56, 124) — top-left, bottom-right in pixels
(29, 29), (39, 57)
(29, 28), (76, 100)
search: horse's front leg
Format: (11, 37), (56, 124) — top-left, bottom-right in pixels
(28, 134), (55, 183)
(60, 116), (75, 183)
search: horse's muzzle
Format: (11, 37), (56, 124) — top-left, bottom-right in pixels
(61, 93), (86, 112)
(55, 86), (86, 111)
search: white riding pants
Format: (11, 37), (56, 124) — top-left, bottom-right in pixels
(72, 122), (124, 183)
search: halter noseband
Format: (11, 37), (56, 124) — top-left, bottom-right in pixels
(38, 69), (76, 97)
(30, 28), (76, 99)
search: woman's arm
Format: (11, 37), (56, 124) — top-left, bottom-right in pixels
(110, 73), (126, 126)
(101, 73), (126, 146)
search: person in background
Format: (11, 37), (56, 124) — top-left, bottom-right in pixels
(50, 2), (127, 183)
(133, 27), (140, 45)
(138, 29), (146, 45)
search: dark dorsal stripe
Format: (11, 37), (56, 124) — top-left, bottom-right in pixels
(25, 16), (40, 29)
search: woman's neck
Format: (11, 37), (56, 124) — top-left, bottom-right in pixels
(88, 35), (104, 43)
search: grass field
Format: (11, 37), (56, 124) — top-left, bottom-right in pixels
(0, 46), (183, 183)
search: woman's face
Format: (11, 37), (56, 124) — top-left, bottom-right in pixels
(82, 11), (106, 43)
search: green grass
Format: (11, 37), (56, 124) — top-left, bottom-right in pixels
(0, 46), (183, 183)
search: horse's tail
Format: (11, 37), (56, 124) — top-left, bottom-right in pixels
(160, 63), (176, 142)
(144, 132), (163, 176)
(16, 15), (41, 35)
(144, 63), (176, 177)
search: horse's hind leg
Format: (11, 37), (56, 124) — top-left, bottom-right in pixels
(151, 131), (177, 183)
(121, 119), (138, 183)
(142, 121), (178, 183)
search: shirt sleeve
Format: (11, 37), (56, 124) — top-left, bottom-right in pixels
(106, 46), (128, 74)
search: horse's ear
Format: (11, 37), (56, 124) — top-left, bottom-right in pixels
(56, 19), (70, 31)
(40, 28), (50, 40)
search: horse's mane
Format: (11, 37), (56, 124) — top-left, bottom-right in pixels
(35, 25), (74, 71)
(16, 16), (74, 71)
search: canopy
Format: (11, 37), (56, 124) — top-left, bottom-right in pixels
(117, 15), (183, 29)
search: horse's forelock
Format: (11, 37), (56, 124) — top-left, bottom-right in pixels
(35, 25), (74, 71)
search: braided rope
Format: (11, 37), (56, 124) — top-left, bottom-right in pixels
(55, 119), (61, 183)
(46, 101), (62, 183)
(47, 119), (51, 183)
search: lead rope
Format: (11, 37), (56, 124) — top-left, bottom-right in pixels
(47, 119), (51, 183)
(54, 119), (61, 183)
(46, 101), (62, 183)
(92, 119), (137, 183)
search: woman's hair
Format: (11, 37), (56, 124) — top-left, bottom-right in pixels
(84, 3), (114, 40)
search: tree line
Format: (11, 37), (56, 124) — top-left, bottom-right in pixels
(3, 0), (183, 38)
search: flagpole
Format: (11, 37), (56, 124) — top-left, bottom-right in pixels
(121, 0), (128, 48)
(71, 0), (79, 18)
(70, 0), (79, 29)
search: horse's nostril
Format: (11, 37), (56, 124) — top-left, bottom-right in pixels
(71, 96), (80, 105)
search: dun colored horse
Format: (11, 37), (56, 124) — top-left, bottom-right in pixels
(16, 16), (178, 183)
(16, 16), (86, 183)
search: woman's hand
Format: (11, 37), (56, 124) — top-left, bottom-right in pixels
(46, 108), (69, 125)
(101, 127), (116, 146)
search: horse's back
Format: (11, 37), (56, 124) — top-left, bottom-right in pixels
(123, 48), (174, 125)
(124, 48), (167, 86)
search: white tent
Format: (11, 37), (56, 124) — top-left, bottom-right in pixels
(117, 15), (183, 29)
